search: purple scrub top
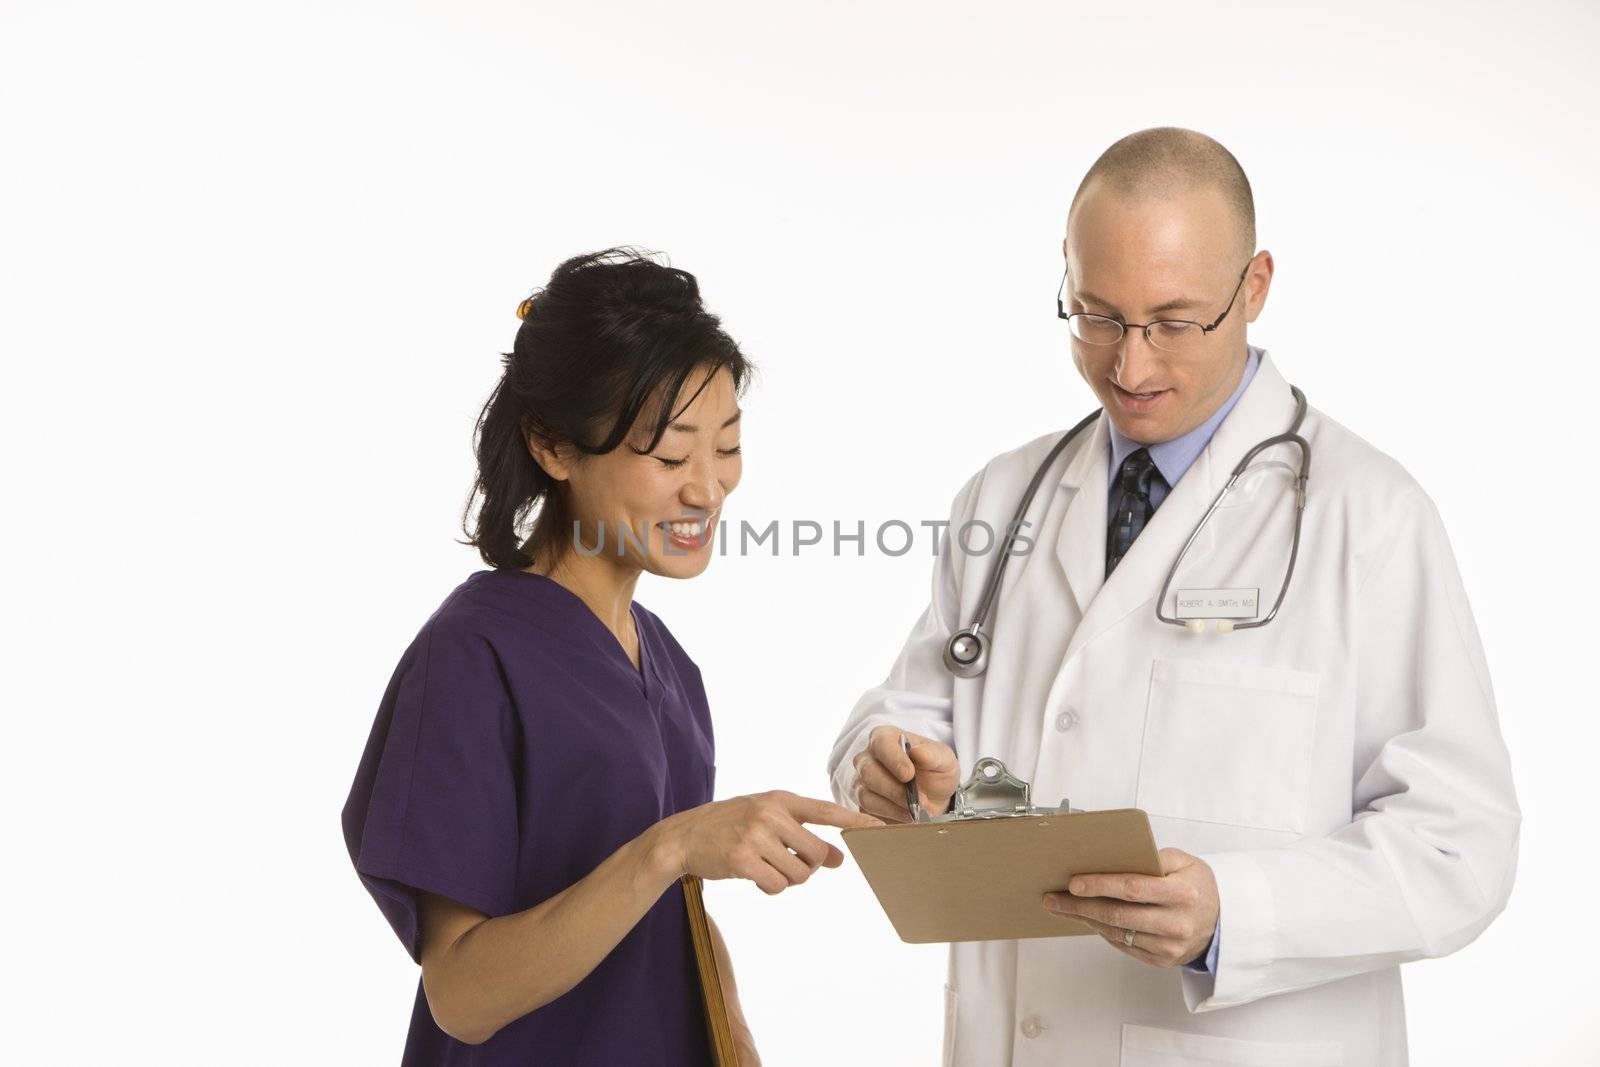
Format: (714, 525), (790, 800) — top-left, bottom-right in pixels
(341, 568), (716, 1065)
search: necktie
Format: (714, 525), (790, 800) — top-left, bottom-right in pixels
(1106, 447), (1164, 578)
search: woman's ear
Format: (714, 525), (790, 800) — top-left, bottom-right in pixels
(524, 424), (573, 482)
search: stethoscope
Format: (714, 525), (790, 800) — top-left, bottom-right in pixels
(942, 386), (1311, 678)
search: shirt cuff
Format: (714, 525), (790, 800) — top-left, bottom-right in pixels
(1181, 915), (1221, 975)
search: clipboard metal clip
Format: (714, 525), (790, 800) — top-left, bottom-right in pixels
(916, 756), (1074, 822)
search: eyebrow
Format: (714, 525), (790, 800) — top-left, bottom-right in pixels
(1075, 289), (1204, 317)
(665, 408), (742, 434)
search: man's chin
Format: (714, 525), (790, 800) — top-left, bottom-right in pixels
(1105, 409), (1174, 444)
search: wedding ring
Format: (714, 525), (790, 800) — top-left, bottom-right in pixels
(1122, 927), (1137, 948)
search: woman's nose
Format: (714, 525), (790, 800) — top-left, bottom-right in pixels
(681, 473), (724, 514)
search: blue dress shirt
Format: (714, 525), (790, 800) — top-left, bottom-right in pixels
(1104, 344), (1261, 976)
(1107, 345), (1261, 514)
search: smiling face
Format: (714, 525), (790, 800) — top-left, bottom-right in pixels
(1064, 178), (1272, 444)
(531, 364), (743, 581)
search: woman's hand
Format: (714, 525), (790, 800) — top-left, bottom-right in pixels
(733, 1028), (762, 1066)
(653, 791), (883, 895)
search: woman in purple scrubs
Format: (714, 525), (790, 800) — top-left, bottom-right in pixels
(341, 248), (879, 1065)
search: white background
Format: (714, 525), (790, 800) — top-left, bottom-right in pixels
(3, 1), (1595, 1062)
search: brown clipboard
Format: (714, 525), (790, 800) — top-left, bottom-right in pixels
(842, 807), (1163, 944)
(681, 874), (739, 1066)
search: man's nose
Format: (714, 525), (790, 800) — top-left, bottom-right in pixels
(1114, 328), (1162, 389)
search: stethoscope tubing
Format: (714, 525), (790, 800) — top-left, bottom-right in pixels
(943, 385), (1309, 677)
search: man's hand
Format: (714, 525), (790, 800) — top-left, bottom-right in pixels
(1040, 848), (1219, 968)
(850, 725), (960, 822)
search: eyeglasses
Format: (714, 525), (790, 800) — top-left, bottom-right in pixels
(1056, 262), (1250, 354)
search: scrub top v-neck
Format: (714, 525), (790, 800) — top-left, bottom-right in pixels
(341, 568), (717, 1065)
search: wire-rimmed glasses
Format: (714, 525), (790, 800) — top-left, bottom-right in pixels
(1056, 263), (1250, 354)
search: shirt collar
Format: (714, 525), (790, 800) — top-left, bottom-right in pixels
(1107, 344), (1262, 488)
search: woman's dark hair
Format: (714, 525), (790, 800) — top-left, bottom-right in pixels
(462, 247), (753, 570)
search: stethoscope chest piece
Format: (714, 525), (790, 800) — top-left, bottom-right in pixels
(943, 626), (990, 678)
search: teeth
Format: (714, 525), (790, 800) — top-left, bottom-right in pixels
(664, 514), (716, 540)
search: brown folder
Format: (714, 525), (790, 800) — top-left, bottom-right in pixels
(841, 809), (1163, 943)
(681, 874), (738, 1066)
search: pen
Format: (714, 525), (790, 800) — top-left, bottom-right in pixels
(900, 731), (923, 821)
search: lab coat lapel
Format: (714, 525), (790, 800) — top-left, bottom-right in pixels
(1060, 349), (1297, 661)
(1051, 413), (1111, 620)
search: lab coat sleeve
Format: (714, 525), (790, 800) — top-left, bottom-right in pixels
(1181, 486), (1521, 1012)
(826, 471), (983, 811)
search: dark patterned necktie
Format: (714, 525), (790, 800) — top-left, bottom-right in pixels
(1106, 447), (1164, 578)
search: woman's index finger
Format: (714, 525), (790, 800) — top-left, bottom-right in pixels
(787, 794), (885, 829)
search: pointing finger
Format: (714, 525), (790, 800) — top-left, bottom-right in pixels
(786, 794), (886, 829)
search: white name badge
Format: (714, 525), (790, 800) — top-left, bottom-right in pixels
(1175, 588), (1260, 620)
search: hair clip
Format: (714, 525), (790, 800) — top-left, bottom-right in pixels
(516, 297), (535, 321)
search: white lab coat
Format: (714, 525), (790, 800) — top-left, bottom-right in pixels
(828, 348), (1519, 1067)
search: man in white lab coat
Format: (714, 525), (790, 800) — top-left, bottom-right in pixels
(827, 127), (1519, 1066)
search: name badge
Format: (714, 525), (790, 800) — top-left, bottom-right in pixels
(1175, 588), (1260, 620)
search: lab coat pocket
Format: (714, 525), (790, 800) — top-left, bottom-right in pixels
(940, 984), (958, 1067)
(1136, 659), (1320, 833)
(1120, 1023), (1342, 1066)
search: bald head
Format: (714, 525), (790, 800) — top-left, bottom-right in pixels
(1060, 127), (1273, 447)
(1068, 127), (1255, 262)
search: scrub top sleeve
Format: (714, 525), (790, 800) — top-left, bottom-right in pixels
(347, 619), (521, 965)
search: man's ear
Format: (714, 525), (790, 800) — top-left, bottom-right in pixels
(524, 424), (572, 482)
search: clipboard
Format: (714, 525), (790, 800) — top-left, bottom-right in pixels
(681, 873), (739, 1066)
(841, 755), (1163, 944)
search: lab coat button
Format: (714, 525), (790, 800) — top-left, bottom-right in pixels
(1054, 709), (1078, 732)
(1020, 1016), (1043, 1039)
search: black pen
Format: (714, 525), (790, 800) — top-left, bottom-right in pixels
(900, 731), (923, 821)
